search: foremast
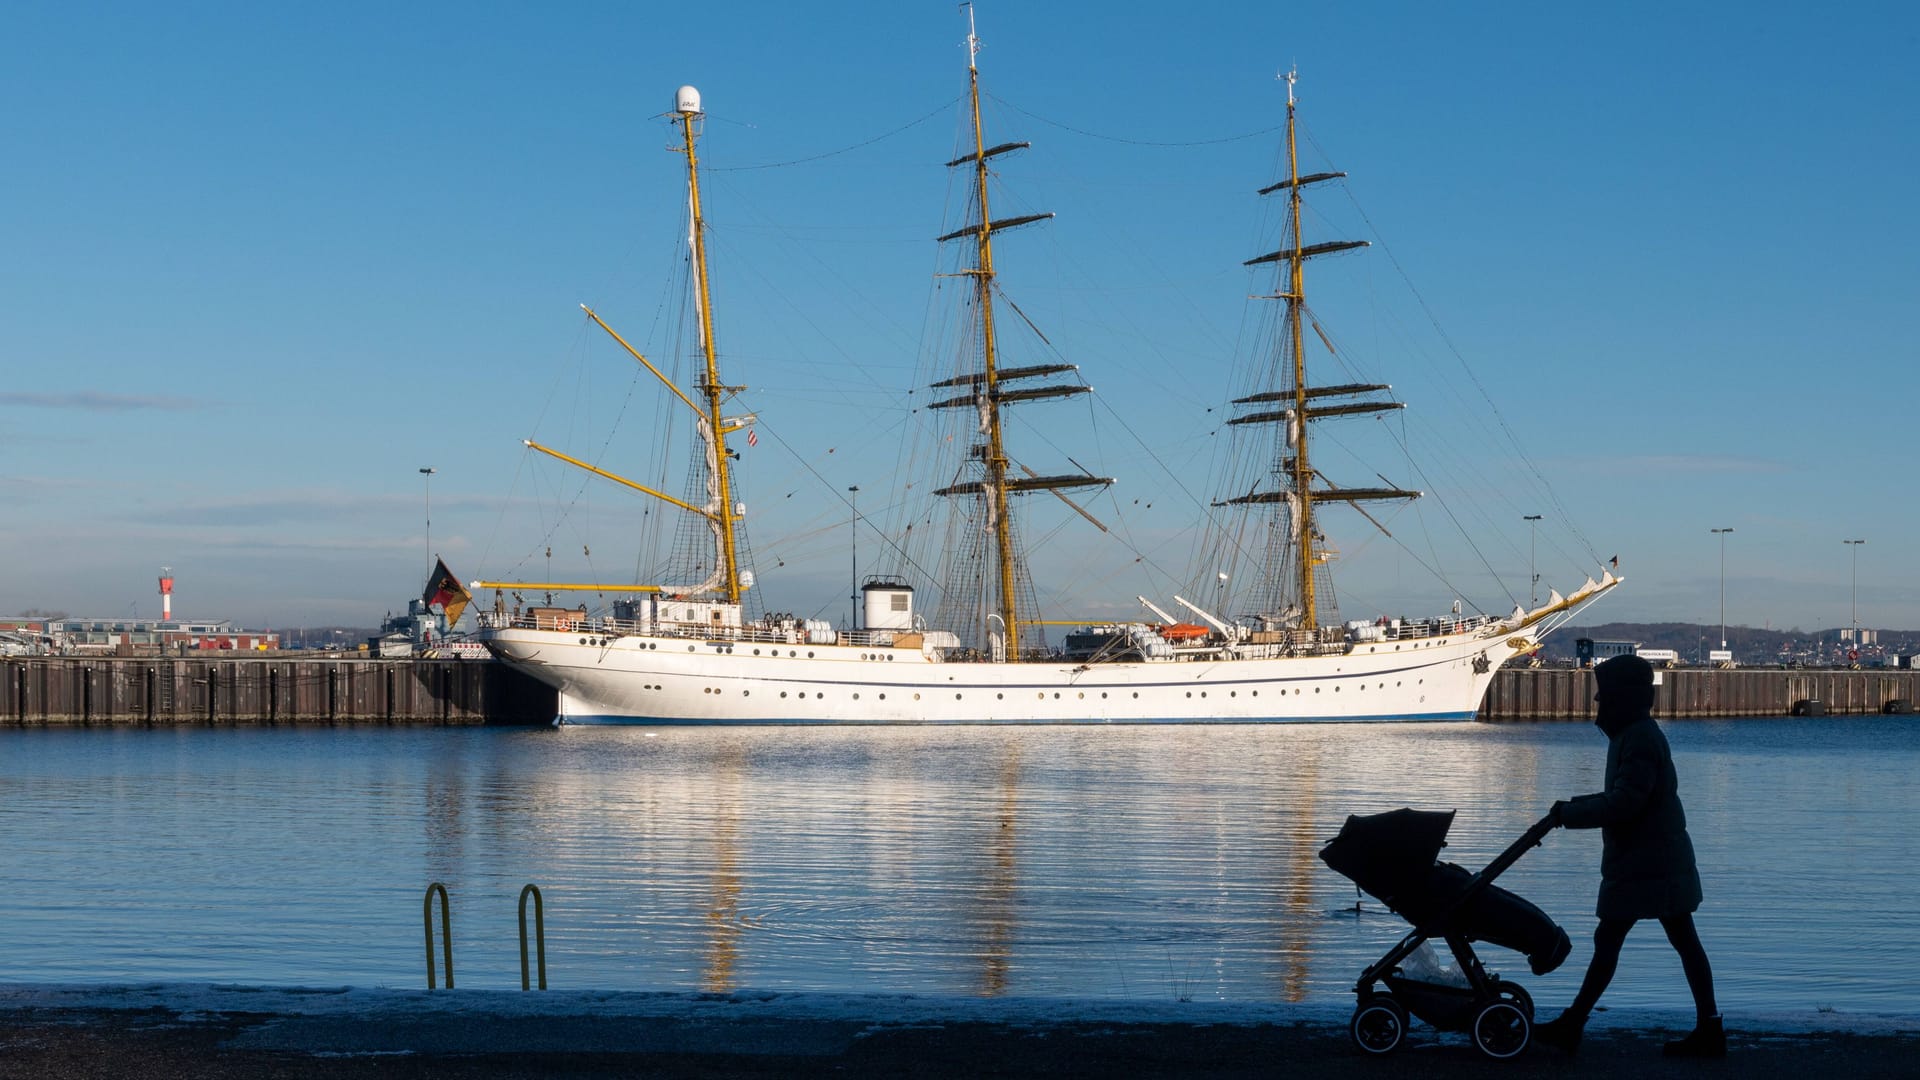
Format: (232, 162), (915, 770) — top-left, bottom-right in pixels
(930, 9), (1109, 659)
(1226, 72), (1416, 636)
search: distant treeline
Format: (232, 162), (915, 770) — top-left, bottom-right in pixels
(1544, 622), (1918, 663)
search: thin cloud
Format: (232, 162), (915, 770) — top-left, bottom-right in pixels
(0, 391), (205, 412)
(1606, 454), (1791, 475)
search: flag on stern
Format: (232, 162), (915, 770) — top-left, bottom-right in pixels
(423, 558), (473, 629)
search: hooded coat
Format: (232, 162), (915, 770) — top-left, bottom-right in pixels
(1558, 656), (1703, 920)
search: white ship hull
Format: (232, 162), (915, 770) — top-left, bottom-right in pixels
(481, 620), (1542, 725)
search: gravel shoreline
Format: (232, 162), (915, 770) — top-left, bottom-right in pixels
(3, 985), (1917, 1078)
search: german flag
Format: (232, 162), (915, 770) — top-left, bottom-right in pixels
(422, 558), (472, 629)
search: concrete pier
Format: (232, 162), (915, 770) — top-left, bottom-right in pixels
(1478, 665), (1919, 720)
(4, 657), (1914, 725)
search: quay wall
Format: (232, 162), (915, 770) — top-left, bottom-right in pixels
(1479, 665), (1920, 720)
(4, 657), (1913, 725)
(1, 657), (556, 726)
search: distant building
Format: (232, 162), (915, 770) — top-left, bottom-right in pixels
(1574, 638), (1641, 668)
(48, 618), (279, 655)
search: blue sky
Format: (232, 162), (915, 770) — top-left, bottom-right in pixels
(3, 1), (1914, 634)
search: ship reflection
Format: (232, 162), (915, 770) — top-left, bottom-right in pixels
(971, 743), (1021, 995)
(702, 742), (746, 992)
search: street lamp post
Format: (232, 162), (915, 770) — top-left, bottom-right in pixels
(1844, 539), (1866, 652)
(849, 485), (860, 629)
(1523, 515), (1542, 608)
(419, 467), (437, 575)
(1711, 528), (1733, 650)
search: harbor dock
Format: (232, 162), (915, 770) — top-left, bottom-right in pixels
(3, 657), (1914, 725)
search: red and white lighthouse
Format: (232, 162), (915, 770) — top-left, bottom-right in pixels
(159, 567), (174, 622)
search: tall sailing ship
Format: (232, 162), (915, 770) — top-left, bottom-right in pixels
(476, 22), (1617, 724)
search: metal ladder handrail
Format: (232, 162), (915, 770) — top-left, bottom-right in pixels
(518, 880), (549, 991)
(519, 884), (547, 990)
(423, 882), (454, 989)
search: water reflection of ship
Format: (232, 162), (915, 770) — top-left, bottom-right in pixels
(1275, 739), (1321, 1003)
(703, 744), (746, 992)
(970, 744), (1021, 995)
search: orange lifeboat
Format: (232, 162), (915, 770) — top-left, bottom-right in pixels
(1158, 623), (1211, 643)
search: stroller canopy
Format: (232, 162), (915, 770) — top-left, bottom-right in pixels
(1320, 808), (1455, 898)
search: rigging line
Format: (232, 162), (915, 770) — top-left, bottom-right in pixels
(709, 95), (964, 171)
(1379, 418), (1518, 612)
(749, 419), (944, 593)
(1336, 187), (1602, 566)
(983, 91), (1287, 147)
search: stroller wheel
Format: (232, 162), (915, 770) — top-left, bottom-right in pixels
(1492, 979), (1534, 1020)
(1472, 1000), (1531, 1059)
(1349, 996), (1409, 1055)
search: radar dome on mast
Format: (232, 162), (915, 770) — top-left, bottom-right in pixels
(675, 86), (702, 115)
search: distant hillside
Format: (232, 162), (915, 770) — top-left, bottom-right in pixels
(1543, 622), (1919, 664)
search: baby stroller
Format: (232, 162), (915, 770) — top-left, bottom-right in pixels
(1320, 808), (1569, 1059)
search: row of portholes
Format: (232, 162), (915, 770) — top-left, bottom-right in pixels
(656, 679), (1417, 699)
(583, 639), (663, 649)
(750, 648), (824, 659)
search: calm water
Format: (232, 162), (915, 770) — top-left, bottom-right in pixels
(2, 718), (1914, 1012)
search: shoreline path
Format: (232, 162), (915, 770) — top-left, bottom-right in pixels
(3, 985), (1916, 1078)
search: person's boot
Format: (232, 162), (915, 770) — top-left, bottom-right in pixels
(1533, 1010), (1586, 1054)
(1663, 1015), (1726, 1058)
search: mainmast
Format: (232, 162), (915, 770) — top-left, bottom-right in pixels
(675, 86), (745, 605)
(1227, 71), (1415, 636)
(930, 7), (1108, 659)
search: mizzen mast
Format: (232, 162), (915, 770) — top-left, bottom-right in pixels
(674, 85), (746, 605)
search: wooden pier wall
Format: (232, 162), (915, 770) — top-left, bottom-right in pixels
(1478, 666), (1920, 720)
(4, 657), (1913, 725)
(1, 657), (556, 726)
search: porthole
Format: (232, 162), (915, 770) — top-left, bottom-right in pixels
(687, 645), (695, 652)
(997, 693), (1004, 700)
(578, 638), (587, 645)
(1186, 692), (1192, 699)
(853, 693), (860, 700)
(1053, 693), (1061, 700)
(781, 691), (788, 698)
(1101, 692), (1108, 699)
(753, 649), (761, 655)
(1315, 687), (1321, 693)
(807, 651), (815, 659)
(816, 692), (824, 699)
(914, 693), (921, 701)
(742, 691), (750, 697)
(1252, 690), (1259, 697)
(1077, 692), (1084, 700)
(790, 650), (797, 657)
(879, 694), (886, 700)
(955, 693), (962, 700)
(1132, 692), (1139, 699)
(1230, 691), (1236, 698)
(1200, 692), (1207, 698)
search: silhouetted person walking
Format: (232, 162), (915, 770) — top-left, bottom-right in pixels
(1536, 653), (1724, 1058)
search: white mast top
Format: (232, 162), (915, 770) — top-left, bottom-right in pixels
(1283, 67), (1296, 106)
(964, 2), (980, 72)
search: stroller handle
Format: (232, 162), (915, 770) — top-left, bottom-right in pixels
(1471, 812), (1561, 891)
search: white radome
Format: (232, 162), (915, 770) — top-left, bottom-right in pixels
(675, 86), (702, 114)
